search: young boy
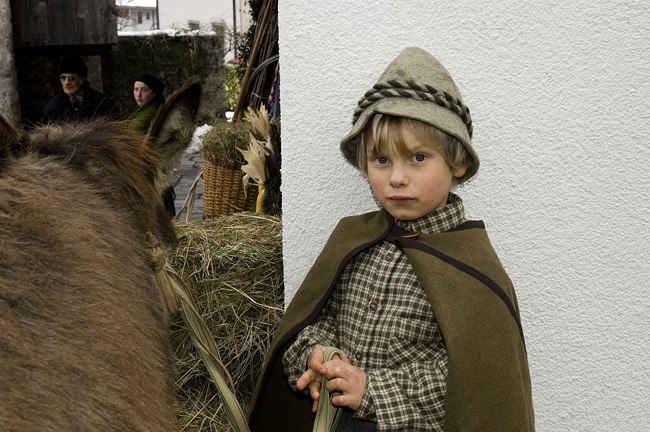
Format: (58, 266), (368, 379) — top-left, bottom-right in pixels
(248, 47), (534, 431)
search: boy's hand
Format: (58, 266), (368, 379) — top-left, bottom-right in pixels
(295, 347), (326, 412)
(296, 346), (345, 412)
(320, 357), (367, 411)
(296, 346), (367, 412)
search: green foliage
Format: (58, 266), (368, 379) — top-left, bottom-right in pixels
(224, 64), (243, 111)
(236, 0), (264, 62)
(230, 0), (262, 111)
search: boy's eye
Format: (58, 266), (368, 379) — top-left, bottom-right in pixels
(413, 153), (427, 162)
(375, 156), (389, 164)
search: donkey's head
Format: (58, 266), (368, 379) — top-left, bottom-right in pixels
(0, 77), (201, 248)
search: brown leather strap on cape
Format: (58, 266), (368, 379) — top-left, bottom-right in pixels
(386, 219), (526, 348)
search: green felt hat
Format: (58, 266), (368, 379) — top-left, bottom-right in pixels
(340, 47), (479, 179)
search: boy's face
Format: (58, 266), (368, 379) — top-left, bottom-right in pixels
(366, 125), (466, 221)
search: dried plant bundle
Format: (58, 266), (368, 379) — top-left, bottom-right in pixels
(168, 213), (283, 431)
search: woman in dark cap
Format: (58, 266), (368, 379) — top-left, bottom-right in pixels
(126, 72), (176, 217)
(126, 72), (166, 134)
(40, 55), (119, 124)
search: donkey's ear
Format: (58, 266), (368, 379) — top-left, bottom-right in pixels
(146, 76), (202, 176)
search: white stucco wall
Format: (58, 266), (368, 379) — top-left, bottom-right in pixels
(278, 0), (649, 430)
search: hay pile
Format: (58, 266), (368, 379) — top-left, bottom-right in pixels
(201, 120), (251, 164)
(168, 213), (283, 431)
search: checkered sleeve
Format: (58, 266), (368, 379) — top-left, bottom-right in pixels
(357, 353), (448, 431)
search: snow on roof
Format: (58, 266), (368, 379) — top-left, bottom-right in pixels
(116, 0), (157, 8)
(118, 29), (217, 37)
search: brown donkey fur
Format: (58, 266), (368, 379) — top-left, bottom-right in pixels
(0, 78), (201, 431)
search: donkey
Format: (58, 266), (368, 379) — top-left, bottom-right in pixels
(0, 78), (201, 431)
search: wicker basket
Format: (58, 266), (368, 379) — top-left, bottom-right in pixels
(202, 150), (258, 219)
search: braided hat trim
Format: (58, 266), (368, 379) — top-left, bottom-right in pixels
(352, 79), (473, 138)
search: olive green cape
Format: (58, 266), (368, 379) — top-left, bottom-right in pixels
(248, 210), (534, 431)
(126, 100), (162, 135)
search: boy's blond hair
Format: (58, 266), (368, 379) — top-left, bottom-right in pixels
(358, 114), (474, 185)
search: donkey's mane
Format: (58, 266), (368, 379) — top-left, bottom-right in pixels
(13, 119), (174, 246)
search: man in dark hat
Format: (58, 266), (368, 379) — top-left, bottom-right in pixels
(40, 55), (119, 124)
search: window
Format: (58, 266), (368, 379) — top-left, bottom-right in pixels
(138, 11), (143, 24)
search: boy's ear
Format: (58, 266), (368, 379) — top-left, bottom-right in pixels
(453, 165), (468, 178)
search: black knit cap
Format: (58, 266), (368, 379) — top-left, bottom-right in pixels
(59, 55), (88, 77)
(134, 72), (165, 96)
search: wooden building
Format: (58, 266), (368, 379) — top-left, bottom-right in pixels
(11, 0), (117, 49)
(10, 0), (118, 124)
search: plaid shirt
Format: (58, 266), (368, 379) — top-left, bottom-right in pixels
(283, 194), (466, 431)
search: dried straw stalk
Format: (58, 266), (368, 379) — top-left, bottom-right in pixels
(168, 213), (283, 431)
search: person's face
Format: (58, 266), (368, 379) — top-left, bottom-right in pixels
(133, 81), (156, 107)
(366, 125), (467, 221)
(59, 73), (84, 97)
